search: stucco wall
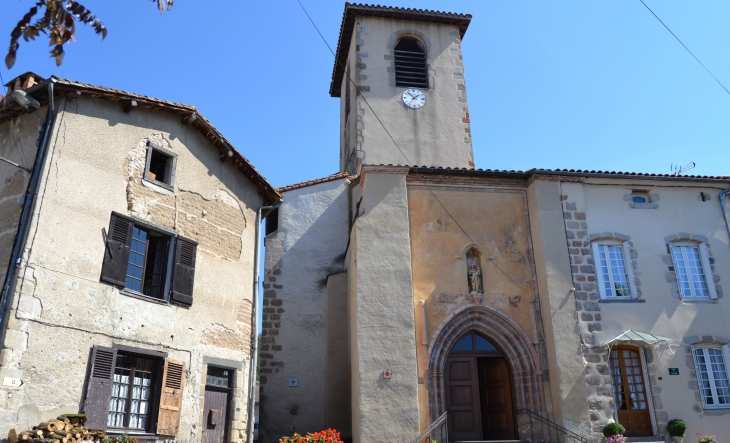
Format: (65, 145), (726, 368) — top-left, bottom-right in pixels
(558, 178), (730, 440)
(527, 179), (591, 435)
(259, 179), (350, 443)
(346, 17), (474, 170)
(350, 169), (419, 443)
(0, 95), (263, 442)
(0, 110), (41, 298)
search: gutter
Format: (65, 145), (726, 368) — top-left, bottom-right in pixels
(247, 200), (282, 443)
(721, 188), (730, 244)
(0, 79), (57, 333)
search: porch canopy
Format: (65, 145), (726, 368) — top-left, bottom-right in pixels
(598, 329), (673, 348)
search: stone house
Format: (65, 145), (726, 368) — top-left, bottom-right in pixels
(259, 3), (730, 443)
(0, 73), (281, 443)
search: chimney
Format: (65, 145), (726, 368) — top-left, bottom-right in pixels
(4, 72), (45, 97)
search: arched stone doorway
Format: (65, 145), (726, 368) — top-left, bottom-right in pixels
(444, 332), (516, 441)
(428, 307), (547, 442)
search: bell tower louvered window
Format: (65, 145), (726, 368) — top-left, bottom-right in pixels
(394, 37), (428, 88)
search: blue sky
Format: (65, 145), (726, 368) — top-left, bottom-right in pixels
(2, 0), (729, 187)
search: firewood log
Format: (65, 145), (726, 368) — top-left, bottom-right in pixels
(56, 418), (70, 424)
(37, 423), (56, 433)
(8, 428), (19, 443)
(64, 425), (73, 433)
(19, 432), (33, 441)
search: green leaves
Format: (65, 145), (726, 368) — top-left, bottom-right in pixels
(5, 0), (171, 68)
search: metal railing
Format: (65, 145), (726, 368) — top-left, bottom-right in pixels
(516, 409), (588, 443)
(410, 411), (449, 443)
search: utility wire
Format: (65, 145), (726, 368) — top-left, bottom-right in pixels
(0, 70), (31, 169)
(638, 0), (730, 96)
(295, 0), (535, 297)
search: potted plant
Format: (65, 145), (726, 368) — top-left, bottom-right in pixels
(696, 433), (718, 443)
(602, 423), (626, 443)
(667, 419), (687, 443)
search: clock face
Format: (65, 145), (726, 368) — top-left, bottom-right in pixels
(402, 88), (426, 109)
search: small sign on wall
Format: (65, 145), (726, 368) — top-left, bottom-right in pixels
(383, 370), (392, 379)
(289, 377), (298, 387)
(668, 368), (679, 375)
(2, 377), (21, 387)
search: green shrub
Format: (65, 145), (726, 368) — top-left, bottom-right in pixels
(602, 423), (626, 438)
(666, 419), (687, 437)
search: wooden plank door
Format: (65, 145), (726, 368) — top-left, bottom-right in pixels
(610, 348), (652, 437)
(478, 357), (516, 441)
(445, 356), (482, 442)
(203, 388), (230, 443)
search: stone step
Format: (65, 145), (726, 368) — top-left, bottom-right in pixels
(624, 437), (664, 443)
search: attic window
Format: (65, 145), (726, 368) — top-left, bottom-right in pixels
(631, 191), (649, 204)
(144, 142), (176, 190)
(394, 37), (428, 88)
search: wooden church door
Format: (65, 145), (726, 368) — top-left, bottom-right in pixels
(444, 333), (517, 442)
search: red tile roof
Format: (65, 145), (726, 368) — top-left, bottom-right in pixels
(278, 172), (352, 192)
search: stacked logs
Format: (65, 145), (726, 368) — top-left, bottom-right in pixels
(7, 414), (106, 443)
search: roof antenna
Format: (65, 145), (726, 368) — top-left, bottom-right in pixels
(671, 161), (695, 176)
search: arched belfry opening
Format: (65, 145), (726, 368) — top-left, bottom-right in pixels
(394, 37), (428, 88)
(466, 247), (484, 294)
(429, 308), (547, 442)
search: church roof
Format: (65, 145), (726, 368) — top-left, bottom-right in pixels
(329, 3), (472, 97)
(408, 166), (730, 182)
(278, 171), (352, 192)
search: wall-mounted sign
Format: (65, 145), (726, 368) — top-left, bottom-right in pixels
(2, 377), (21, 387)
(383, 370), (392, 379)
(668, 368), (679, 375)
(289, 377), (298, 387)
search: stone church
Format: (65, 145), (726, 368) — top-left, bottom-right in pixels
(259, 3), (730, 443)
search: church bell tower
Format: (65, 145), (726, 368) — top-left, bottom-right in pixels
(330, 4), (475, 173)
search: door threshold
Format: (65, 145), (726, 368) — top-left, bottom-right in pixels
(624, 437), (664, 443)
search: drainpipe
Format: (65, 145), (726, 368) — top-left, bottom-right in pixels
(247, 200), (282, 443)
(0, 78), (56, 333)
(721, 187), (730, 244)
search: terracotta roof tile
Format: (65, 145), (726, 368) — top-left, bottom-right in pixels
(278, 172), (352, 192)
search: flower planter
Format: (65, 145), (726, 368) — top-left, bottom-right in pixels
(672, 437), (683, 443)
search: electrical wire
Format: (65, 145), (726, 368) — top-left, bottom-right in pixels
(0, 70), (31, 169)
(295, 0), (537, 298)
(638, 0), (730, 96)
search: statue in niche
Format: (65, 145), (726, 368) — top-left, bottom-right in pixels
(466, 247), (484, 294)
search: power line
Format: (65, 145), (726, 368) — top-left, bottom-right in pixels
(295, 0), (536, 297)
(638, 0), (730, 96)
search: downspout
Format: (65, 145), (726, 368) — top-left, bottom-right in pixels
(0, 78), (57, 332)
(247, 200), (282, 443)
(721, 187), (730, 243)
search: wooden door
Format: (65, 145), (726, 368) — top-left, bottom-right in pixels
(611, 348), (652, 437)
(202, 368), (232, 443)
(445, 356), (482, 442)
(478, 358), (516, 441)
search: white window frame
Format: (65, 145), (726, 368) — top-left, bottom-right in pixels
(692, 344), (730, 409)
(592, 240), (637, 299)
(670, 242), (717, 300)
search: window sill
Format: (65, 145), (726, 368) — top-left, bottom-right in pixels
(598, 298), (646, 303)
(120, 289), (170, 306)
(142, 176), (174, 192)
(681, 298), (718, 304)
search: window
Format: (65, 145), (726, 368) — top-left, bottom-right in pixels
(101, 212), (197, 306)
(84, 345), (186, 435)
(144, 142), (176, 189)
(451, 333), (499, 352)
(631, 192), (648, 204)
(671, 243), (717, 299)
(394, 37), (428, 88)
(109, 353), (157, 429)
(692, 346), (730, 408)
(592, 241), (637, 299)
